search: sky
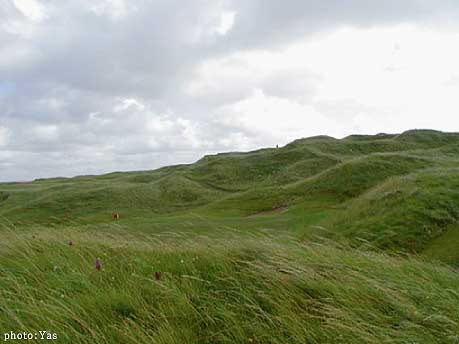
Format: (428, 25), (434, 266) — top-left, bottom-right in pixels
(1, 0), (459, 181)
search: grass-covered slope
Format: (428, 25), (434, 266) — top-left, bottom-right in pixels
(2, 227), (459, 344)
(1, 129), (459, 251)
(325, 168), (459, 252)
(2, 129), (459, 343)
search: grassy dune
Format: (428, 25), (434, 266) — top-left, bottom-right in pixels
(2, 226), (459, 344)
(2, 129), (459, 343)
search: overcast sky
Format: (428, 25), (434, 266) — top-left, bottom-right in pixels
(1, 0), (459, 181)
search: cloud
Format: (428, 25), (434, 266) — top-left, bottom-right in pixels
(12, 0), (46, 22)
(0, 127), (10, 147)
(1, 0), (459, 180)
(216, 10), (236, 36)
(217, 89), (343, 146)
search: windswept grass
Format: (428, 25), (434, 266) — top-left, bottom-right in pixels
(1, 226), (459, 344)
(2, 130), (459, 342)
(326, 168), (459, 253)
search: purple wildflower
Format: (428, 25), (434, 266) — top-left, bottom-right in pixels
(95, 259), (101, 271)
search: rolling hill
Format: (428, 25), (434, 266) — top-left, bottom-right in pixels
(2, 129), (459, 256)
(1, 129), (459, 343)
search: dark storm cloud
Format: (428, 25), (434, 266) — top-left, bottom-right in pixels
(1, 0), (459, 181)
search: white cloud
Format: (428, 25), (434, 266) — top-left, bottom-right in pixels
(0, 127), (10, 147)
(13, 0), (46, 22)
(114, 98), (146, 112)
(216, 11), (236, 36)
(218, 89), (343, 147)
(205, 24), (459, 137)
(87, 0), (133, 20)
(31, 124), (59, 143)
(303, 26), (459, 133)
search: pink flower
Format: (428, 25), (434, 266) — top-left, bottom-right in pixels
(95, 259), (101, 271)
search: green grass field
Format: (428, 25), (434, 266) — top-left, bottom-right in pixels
(1, 129), (459, 343)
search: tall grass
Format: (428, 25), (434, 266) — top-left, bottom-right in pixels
(2, 130), (459, 342)
(1, 225), (458, 343)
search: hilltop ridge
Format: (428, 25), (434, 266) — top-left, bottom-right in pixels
(1, 129), (459, 259)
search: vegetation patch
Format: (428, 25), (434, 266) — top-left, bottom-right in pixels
(2, 130), (459, 342)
